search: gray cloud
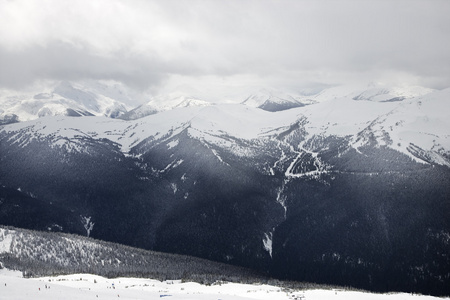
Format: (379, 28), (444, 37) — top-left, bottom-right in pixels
(0, 42), (167, 90)
(1, 0), (449, 93)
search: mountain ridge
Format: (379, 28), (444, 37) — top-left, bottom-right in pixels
(0, 81), (438, 124)
(2, 88), (448, 166)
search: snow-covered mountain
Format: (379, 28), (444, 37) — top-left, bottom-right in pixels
(119, 92), (211, 120)
(240, 88), (308, 112)
(3, 88), (447, 165)
(351, 84), (434, 102)
(304, 83), (435, 103)
(238, 84), (434, 112)
(0, 81), (137, 124)
(0, 86), (449, 296)
(1, 82), (435, 125)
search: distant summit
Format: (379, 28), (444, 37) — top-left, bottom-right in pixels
(0, 80), (136, 124)
(119, 93), (211, 120)
(308, 83), (435, 103)
(241, 89), (307, 112)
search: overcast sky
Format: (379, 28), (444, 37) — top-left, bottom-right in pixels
(1, 0), (449, 97)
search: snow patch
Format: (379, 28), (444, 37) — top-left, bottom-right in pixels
(167, 139), (179, 149)
(263, 232), (273, 258)
(0, 228), (14, 253)
(80, 216), (95, 237)
(170, 183), (178, 194)
(211, 148), (229, 165)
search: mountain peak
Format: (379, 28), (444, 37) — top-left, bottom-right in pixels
(241, 88), (306, 112)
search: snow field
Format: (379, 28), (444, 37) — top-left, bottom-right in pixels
(0, 269), (448, 300)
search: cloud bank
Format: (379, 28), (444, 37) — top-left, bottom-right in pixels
(1, 0), (449, 95)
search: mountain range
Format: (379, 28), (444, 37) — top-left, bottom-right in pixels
(0, 82), (449, 296)
(0, 81), (436, 123)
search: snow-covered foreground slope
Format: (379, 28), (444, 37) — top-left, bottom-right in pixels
(0, 269), (446, 300)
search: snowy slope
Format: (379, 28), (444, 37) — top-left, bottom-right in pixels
(352, 88), (450, 166)
(0, 269), (447, 300)
(0, 104), (284, 155)
(273, 88), (450, 166)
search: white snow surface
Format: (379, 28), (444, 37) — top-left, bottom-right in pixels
(0, 269), (446, 300)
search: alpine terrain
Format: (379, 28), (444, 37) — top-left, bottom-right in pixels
(0, 84), (449, 296)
